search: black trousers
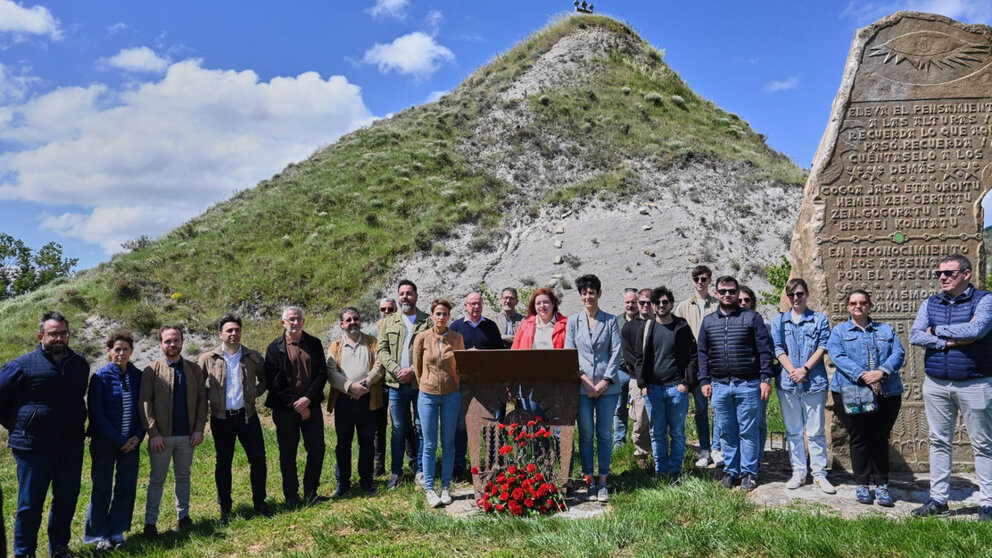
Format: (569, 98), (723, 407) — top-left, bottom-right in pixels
(374, 387), (387, 469)
(211, 412), (268, 509)
(2, 482), (6, 558)
(272, 407), (325, 500)
(832, 391), (901, 485)
(335, 394), (376, 490)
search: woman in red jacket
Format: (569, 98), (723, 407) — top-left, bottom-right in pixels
(511, 288), (568, 350)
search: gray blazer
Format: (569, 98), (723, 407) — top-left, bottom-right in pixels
(564, 309), (622, 396)
(490, 311), (525, 348)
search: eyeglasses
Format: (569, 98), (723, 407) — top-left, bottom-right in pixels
(717, 288), (738, 295)
(693, 276), (710, 283)
(637, 300), (651, 306)
(656, 299), (672, 306)
(786, 292), (807, 299)
(934, 269), (964, 279)
(343, 317), (361, 323)
(379, 307), (397, 314)
(738, 298), (752, 304)
(848, 301), (869, 308)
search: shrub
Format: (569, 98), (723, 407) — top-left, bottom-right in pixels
(670, 94), (686, 108)
(643, 92), (663, 105)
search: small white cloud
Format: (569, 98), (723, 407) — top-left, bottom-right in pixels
(362, 31), (454, 79)
(0, 61), (39, 103)
(0, 0), (62, 40)
(0, 60), (375, 253)
(764, 76), (800, 93)
(842, 0), (991, 25)
(107, 22), (128, 33)
(368, 0), (409, 20)
(425, 90), (448, 103)
(426, 10), (443, 35)
(103, 46), (170, 73)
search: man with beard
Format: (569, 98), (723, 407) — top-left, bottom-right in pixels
(491, 288), (524, 348)
(264, 306), (328, 509)
(0, 311), (89, 558)
(376, 279), (432, 489)
(327, 307), (382, 497)
(140, 326), (208, 538)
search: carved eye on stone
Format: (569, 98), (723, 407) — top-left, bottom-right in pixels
(868, 31), (991, 71)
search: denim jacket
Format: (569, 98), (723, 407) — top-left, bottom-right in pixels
(771, 309), (831, 394)
(826, 318), (905, 397)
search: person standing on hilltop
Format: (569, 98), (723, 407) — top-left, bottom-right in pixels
(0, 311), (89, 558)
(910, 254), (992, 520)
(139, 325), (208, 539)
(697, 276), (775, 492)
(264, 306), (328, 509)
(674, 265), (723, 468)
(377, 279), (432, 490)
(491, 287), (525, 349)
(198, 315), (272, 523)
(613, 289), (639, 453)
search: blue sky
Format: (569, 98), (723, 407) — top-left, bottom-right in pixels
(1, 0), (990, 270)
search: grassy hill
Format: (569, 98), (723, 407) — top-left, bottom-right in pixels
(0, 15), (804, 362)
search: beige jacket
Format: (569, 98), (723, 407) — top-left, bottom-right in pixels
(140, 357), (208, 438)
(412, 328), (464, 396)
(673, 293), (719, 339)
(197, 345), (266, 419)
(326, 334), (384, 411)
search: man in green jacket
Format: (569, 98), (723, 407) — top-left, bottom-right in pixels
(376, 279), (432, 489)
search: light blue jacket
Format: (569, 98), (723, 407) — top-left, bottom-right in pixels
(826, 319), (905, 397)
(564, 309), (623, 397)
(771, 309), (831, 394)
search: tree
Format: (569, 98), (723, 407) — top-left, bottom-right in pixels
(0, 233), (78, 300)
(759, 255), (792, 306)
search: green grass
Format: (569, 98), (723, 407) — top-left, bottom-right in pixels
(0, 14), (805, 363)
(4, 415), (991, 557)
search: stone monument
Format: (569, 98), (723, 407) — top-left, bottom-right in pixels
(790, 12), (992, 471)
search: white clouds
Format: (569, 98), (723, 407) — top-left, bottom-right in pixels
(842, 0), (992, 25)
(362, 31), (454, 79)
(368, 0), (409, 20)
(103, 46), (170, 73)
(0, 61), (39, 103)
(107, 22), (128, 33)
(764, 76), (800, 93)
(425, 90), (448, 103)
(0, 0), (61, 40)
(0, 60), (375, 253)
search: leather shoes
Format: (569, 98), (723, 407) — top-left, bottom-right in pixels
(177, 516), (193, 530)
(142, 523), (158, 540)
(362, 484), (377, 496)
(332, 484), (350, 498)
(254, 502), (274, 518)
(285, 497), (301, 511)
(387, 474), (402, 490)
(305, 492), (329, 506)
(219, 508), (231, 525)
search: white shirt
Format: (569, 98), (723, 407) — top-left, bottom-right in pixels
(400, 313), (416, 369)
(223, 346), (244, 411)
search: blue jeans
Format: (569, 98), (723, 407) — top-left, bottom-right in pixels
(692, 385), (712, 452)
(643, 385), (689, 475)
(388, 384), (423, 476)
(758, 397), (768, 462)
(12, 444), (84, 556)
(577, 392), (620, 477)
(85, 439), (139, 543)
(711, 379), (761, 478)
(418, 391), (460, 491)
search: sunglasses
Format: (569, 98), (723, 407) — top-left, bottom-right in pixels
(717, 288), (738, 295)
(693, 276), (711, 283)
(656, 299), (672, 306)
(637, 300), (651, 306)
(379, 307), (397, 314)
(934, 269), (964, 279)
(738, 297), (752, 304)
(786, 292), (807, 299)
(848, 301), (869, 308)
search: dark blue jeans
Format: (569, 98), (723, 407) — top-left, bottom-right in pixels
(12, 444), (83, 556)
(212, 412), (268, 509)
(388, 384), (423, 476)
(334, 394), (376, 490)
(84, 439), (139, 544)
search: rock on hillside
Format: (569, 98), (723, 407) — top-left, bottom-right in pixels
(0, 15), (805, 363)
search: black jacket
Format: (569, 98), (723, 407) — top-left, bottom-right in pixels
(263, 331), (328, 411)
(628, 317), (698, 390)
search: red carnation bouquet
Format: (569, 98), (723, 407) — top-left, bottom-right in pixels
(474, 418), (567, 516)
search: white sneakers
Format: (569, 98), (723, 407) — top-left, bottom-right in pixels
(597, 486), (609, 502)
(694, 450), (711, 467)
(786, 473), (806, 490)
(814, 475), (837, 494)
(711, 450), (725, 468)
(440, 488), (452, 505)
(425, 489), (441, 508)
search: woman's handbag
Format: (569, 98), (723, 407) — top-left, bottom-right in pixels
(840, 384), (878, 415)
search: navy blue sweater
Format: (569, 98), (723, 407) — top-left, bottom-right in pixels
(449, 317), (502, 350)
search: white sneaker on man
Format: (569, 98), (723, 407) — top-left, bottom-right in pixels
(597, 485), (609, 502)
(814, 475), (836, 494)
(694, 450), (711, 467)
(786, 473), (806, 490)
(425, 489), (441, 508)
(440, 488), (452, 505)
(711, 450), (725, 468)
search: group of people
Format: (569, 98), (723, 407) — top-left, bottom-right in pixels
(2, 254), (992, 557)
